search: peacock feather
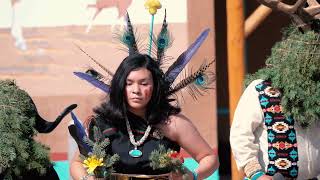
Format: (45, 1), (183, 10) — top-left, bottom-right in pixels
(155, 9), (172, 64)
(119, 13), (139, 55)
(170, 60), (215, 99)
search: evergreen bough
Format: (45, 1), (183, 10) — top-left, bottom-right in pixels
(246, 25), (320, 127)
(0, 80), (51, 179)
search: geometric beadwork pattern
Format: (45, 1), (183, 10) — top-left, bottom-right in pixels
(256, 81), (299, 178)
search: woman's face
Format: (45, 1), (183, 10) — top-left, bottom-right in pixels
(125, 68), (154, 113)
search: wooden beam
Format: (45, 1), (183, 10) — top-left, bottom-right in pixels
(245, 5), (272, 37)
(226, 0), (245, 179)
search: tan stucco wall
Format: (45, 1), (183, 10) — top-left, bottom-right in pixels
(186, 0), (217, 148)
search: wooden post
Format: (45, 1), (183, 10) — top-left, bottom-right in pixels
(226, 0), (245, 179)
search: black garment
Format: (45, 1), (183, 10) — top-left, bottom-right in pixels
(90, 112), (180, 175)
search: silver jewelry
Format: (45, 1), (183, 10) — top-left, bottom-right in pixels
(125, 118), (152, 158)
(152, 129), (164, 139)
(80, 174), (93, 180)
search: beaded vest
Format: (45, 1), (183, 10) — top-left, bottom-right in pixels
(255, 81), (298, 178)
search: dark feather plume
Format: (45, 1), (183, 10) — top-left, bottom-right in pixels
(74, 43), (114, 78)
(69, 112), (92, 155)
(165, 29), (210, 84)
(85, 68), (104, 80)
(74, 72), (111, 93)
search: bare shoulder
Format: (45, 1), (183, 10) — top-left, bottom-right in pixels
(157, 114), (196, 142)
(160, 114), (193, 130)
(168, 113), (191, 125)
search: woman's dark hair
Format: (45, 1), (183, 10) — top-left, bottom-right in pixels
(94, 54), (180, 128)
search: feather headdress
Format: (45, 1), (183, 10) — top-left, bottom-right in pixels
(74, 11), (215, 100)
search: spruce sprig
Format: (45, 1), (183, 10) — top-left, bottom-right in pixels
(80, 126), (119, 178)
(149, 144), (189, 179)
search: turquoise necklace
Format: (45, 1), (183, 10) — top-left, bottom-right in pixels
(125, 118), (152, 158)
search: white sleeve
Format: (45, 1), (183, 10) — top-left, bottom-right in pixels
(229, 79), (264, 170)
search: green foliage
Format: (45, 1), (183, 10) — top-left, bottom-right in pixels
(81, 126), (119, 178)
(0, 80), (51, 178)
(246, 25), (320, 127)
(150, 145), (189, 179)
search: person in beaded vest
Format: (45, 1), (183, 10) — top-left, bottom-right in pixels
(230, 1), (320, 179)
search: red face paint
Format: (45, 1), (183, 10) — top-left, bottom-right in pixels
(125, 68), (154, 116)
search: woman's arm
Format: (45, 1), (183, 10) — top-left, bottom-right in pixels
(70, 150), (95, 180)
(161, 114), (219, 179)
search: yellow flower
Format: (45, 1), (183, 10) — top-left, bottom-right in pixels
(144, 0), (162, 15)
(83, 155), (104, 174)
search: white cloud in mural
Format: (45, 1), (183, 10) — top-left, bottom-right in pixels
(0, 0), (187, 28)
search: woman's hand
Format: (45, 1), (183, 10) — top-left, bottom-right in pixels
(88, 176), (95, 180)
(160, 114), (219, 179)
(170, 172), (184, 180)
(170, 169), (195, 180)
(257, 175), (273, 180)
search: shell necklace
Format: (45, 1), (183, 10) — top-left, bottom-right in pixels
(125, 118), (152, 158)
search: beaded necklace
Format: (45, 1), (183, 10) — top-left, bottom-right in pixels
(125, 117), (152, 158)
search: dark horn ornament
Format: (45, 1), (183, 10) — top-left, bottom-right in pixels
(35, 104), (77, 133)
